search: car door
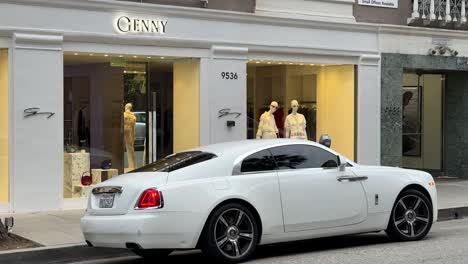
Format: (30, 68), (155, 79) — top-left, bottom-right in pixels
(271, 144), (368, 232)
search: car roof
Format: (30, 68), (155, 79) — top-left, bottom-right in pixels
(188, 139), (338, 158)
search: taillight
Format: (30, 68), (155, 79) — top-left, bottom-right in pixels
(137, 188), (163, 209)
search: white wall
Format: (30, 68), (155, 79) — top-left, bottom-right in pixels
(255, 0), (355, 22)
(11, 33), (63, 212)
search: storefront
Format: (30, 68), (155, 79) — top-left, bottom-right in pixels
(379, 27), (468, 178)
(0, 0), (381, 213)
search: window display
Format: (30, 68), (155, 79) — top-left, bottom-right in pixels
(247, 63), (355, 160)
(63, 53), (179, 198)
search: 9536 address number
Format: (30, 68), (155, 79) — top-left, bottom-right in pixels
(221, 72), (238, 80)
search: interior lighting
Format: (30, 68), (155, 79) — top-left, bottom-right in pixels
(73, 53), (78, 56)
(310, 64), (315, 66)
(267, 62), (272, 64)
(160, 57), (165, 59)
(104, 54), (109, 57)
(255, 61), (260, 64)
(321, 64), (325, 66)
(119, 55), (124, 58)
(89, 54), (94, 56)
(133, 56), (137, 58)
(147, 56), (152, 59)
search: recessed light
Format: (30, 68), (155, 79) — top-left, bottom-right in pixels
(119, 55), (124, 58)
(104, 54), (109, 57)
(73, 53), (78, 56)
(289, 63), (293, 65)
(147, 56), (151, 59)
(310, 64), (315, 66)
(89, 54), (94, 56)
(321, 64), (325, 66)
(267, 62), (272, 64)
(256, 61), (260, 64)
(160, 57), (165, 59)
(133, 56), (137, 58)
(123, 70), (127, 73)
(300, 64), (304, 66)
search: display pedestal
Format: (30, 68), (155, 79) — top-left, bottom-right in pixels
(73, 185), (93, 198)
(64, 152), (90, 198)
(91, 169), (119, 183)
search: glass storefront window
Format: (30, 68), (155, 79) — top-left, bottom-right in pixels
(247, 62), (355, 160)
(63, 53), (200, 198)
(0, 49), (8, 203)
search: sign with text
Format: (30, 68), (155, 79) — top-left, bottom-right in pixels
(358, 0), (398, 8)
(114, 15), (168, 34)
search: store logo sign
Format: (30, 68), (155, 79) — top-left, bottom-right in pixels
(115, 15), (168, 34)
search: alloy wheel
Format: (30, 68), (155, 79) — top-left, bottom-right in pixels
(392, 194), (431, 238)
(214, 208), (255, 259)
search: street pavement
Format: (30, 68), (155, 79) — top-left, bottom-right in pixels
(70, 218), (468, 264)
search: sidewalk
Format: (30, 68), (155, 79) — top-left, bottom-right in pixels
(0, 178), (467, 254)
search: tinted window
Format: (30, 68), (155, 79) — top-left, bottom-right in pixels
(270, 145), (338, 169)
(241, 150), (276, 173)
(129, 151), (216, 173)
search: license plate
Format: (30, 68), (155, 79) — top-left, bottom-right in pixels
(99, 194), (115, 208)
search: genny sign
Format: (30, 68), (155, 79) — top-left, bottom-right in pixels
(115, 15), (168, 34)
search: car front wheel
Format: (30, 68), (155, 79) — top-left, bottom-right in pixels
(386, 189), (433, 241)
(201, 203), (260, 263)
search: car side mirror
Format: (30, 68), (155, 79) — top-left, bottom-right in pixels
(338, 155), (347, 171)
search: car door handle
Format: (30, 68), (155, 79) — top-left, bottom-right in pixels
(337, 176), (368, 182)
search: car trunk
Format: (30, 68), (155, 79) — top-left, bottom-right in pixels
(87, 172), (168, 216)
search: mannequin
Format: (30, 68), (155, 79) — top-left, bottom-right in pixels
(285, 100), (307, 140)
(123, 103), (137, 170)
(256, 101), (279, 139)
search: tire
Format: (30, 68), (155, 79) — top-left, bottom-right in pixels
(201, 203), (260, 263)
(132, 249), (173, 259)
(386, 189), (433, 241)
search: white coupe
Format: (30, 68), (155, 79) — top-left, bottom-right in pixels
(81, 139), (437, 263)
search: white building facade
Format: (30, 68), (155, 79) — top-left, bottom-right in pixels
(0, 0), (381, 213)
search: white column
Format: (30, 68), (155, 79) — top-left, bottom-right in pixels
(12, 33), (63, 212)
(209, 46), (248, 144)
(430, 0), (436, 20)
(412, 0), (421, 18)
(357, 55), (381, 166)
(199, 58), (211, 146)
(445, 0), (452, 22)
(462, 0), (467, 23)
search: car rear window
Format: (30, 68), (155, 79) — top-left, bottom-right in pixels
(129, 151), (217, 173)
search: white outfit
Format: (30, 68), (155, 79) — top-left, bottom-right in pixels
(256, 112), (278, 139)
(285, 113), (307, 139)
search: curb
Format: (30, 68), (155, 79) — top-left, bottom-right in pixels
(1, 206), (467, 263)
(0, 245), (134, 264)
(437, 206), (468, 221)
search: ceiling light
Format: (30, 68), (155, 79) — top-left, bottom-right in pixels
(104, 54), (109, 57)
(133, 56), (137, 58)
(73, 53), (78, 56)
(256, 61), (260, 64)
(321, 64), (325, 66)
(147, 56), (151, 59)
(267, 62), (272, 64)
(160, 57), (165, 59)
(89, 54), (94, 56)
(289, 63), (293, 65)
(310, 64), (315, 66)
(119, 55), (124, 58)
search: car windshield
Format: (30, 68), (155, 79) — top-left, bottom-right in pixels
(129, 151), (217, 173)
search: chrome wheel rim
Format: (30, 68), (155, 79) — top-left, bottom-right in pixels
(214, 208), (255, 259)
(393, 194), (430, 238)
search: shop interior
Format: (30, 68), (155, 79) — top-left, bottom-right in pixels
(0, 49), (8, 204)
(63, 52), (199, 198)
(401, 73), (443, 172)
(247, 61), (355, 160)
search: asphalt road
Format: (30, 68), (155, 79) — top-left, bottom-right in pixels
(72, 218), (468, 264)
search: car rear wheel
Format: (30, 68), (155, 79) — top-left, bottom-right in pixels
(386, 189), (433, 241)
(201, 203), (259, 263)
(132, 249), (173, 259)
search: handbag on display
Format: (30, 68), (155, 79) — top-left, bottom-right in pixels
(101, 160), (112, 170)
(81, 171), (93, 186)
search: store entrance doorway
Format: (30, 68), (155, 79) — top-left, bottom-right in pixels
(401, 73), (445, 175)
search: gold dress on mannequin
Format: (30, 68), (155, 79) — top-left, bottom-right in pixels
(124, 110), (137, 170)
